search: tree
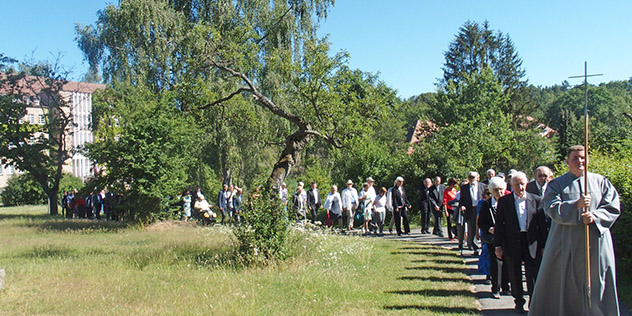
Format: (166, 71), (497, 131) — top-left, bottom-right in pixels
(0, 55), (77, 215)
(76, 0), (389, 196)
(441, 21), (533, 120)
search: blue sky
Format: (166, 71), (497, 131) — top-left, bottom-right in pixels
(2, 0), (631, 98)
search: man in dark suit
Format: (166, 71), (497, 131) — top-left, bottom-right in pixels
(494, 171), (548, 314)
(430, 177), (444, 237)
(392, 176), (411, 236)
(526, 166), (553, 197)
(306, 181), (322, 223)
(482, 168), (495, 185)
(458, 171), (486, 255)
(418, 178), (432, 234)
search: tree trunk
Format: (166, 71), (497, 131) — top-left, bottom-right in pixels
(269, 128), (313, 194)
(47, 192), (59, 216)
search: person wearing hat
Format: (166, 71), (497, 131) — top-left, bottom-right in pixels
(341, 180), (359, 231)
(391, 176), (411, 235)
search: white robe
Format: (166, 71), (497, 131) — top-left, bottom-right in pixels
(530, 172), (620, 316)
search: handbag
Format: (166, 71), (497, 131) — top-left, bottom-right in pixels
(325, 213), (333, 227)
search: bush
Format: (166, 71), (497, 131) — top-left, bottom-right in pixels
(232, 188), (289, 264)
(1, 173), (46, 206)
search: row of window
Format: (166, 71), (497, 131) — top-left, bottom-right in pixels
(20, 114), (46, 125)
(0, 165), (15, 176)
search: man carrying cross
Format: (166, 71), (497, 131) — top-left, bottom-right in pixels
(529, 145), (620, 315)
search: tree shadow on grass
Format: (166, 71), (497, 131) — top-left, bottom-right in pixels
(411, 258), (463, 264)
(398, 275), (468, 282)
(404, 266), (465, 274)
(383, 305), (479, 314)
(385, 289), (473, 296)
(391, 250), (453, 256)
(0, 213), (51, 221)
(19, 219), (131, 232)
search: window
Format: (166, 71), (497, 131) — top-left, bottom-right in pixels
(0, 166), (3, 176)
(38, 114), (45, 125)
(7, 165), (13, 175)
(28, 114), (35, 124)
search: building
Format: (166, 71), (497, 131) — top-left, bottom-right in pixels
(0, 75), (104, 189)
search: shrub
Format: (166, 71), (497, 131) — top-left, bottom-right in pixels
(1, 173), (46, 206)
(232, 188), (289, 264)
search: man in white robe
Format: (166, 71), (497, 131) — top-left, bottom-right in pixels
(530, 145), (620, 316)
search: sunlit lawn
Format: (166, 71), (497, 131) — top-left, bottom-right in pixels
(0, 205), (478, 315)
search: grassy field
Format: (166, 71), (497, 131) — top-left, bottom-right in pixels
(0, 205), (478, 315)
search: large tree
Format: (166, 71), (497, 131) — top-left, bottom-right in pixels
(441, 20), (534, 121)
(0, 55), (75, 215)
(76, 0), (389, 195)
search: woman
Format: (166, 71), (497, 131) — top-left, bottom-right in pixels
(324, 185), (343, 231)
(182, 188), (192, 221)
(477, 176), (507, 299)
(442, 177), (458, 241)
(359, 183), (374, 234)
(373, 187), (388, 236)
(293, 185), (307, 221)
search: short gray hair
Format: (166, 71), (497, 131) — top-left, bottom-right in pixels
(510, 171), (528, 184)
(487, 177), (506, 191)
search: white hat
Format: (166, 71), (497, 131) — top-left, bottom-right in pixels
(346, 180), (353, 185)
(396, 176), (404, 182)
(298, 181), (304, 187)
(366, 177), (374, 182)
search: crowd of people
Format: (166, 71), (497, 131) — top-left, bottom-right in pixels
(275, 145), (620, 315)
(60, 189), (120, 220)
(179, 184), (244, 225)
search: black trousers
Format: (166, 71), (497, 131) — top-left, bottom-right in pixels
(393, 208), (410, 235)
(432, 208), (443, 236)
(446, 208), (454, 239)
(310, 208), (318, 223)
(505, 232), (540, 307)
(420, 203), (430, 232)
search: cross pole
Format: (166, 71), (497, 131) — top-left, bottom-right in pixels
(568, 61), (602, 309)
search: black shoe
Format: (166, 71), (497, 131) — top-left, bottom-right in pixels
(514, 305), (525, 314)
(473, 249), (479, 256)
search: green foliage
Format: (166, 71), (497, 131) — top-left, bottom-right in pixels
(1, 172), (83, 206)
(1, 173), (46, 206)
(232, 190), (289, 263)
(546, 82), (632, 158)
(87, 85), (198, 221)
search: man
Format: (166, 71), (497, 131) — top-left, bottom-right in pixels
(392, 176), (411, 236)
(418, 178), (433, 234)
(341, 180), (359, 231)
(458, 171), (486, 255)
(494, 171), (547, 314)
(386, 180), (397, 234)
(218, 184), (229, 224)
(482, 168), (496, 185)
(306, 181), (322, 223)
(430, 177), (444, 237)
(530, 145), (620, 316)
(526, 166), (553, 197)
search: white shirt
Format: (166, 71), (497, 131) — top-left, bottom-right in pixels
(280, 188), (288, 203)
(536, 182), (547, 196)
(374, 194), (387, 213)
(341, 187), (358, 210)
(470, 182), (479, 206)
(361, 186), (377, 209)
(514, 193), (528, 232)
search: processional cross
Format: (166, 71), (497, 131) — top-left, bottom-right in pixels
(568, 61), (602, 309)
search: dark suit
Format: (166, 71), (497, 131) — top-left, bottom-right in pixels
(429, 185), (443, 236)
(477, 198), (509, 294)
(391, 185), (411, 235)
(525, 180), (541, 196)
(418, 185), (432, 233)
(458, 182), (486, 250)
(306, 188), (322, 223)
(493, 192), (547, 308)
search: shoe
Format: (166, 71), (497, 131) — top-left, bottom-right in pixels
(492, 292), (500, 299)
(500, 290), (510, 296)
(514, 305), (525, 314)
(485, 279), (492, 285)
(450, 238), (455, 241)
(473, 250), (479, 256)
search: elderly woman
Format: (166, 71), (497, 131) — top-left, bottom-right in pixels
(373, 187), (388, 236)
(477, 176), (508, 299)
(324, 185), (343, 231)
(442, 177), (458, 241)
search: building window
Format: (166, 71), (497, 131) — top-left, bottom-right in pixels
(38, 114), (45, 125)
(7, 165), (14, 175)
(28, 114), (35, 124)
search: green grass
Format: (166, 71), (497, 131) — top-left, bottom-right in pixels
(0, 205), (478, 315)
